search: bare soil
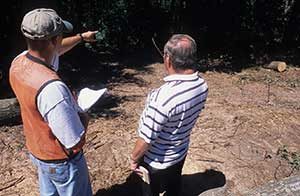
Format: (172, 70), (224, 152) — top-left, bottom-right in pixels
(0, 63), (300, 196)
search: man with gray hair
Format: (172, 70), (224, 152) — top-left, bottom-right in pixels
(131, 34), (208, 196)
(10, 8), (97, 195)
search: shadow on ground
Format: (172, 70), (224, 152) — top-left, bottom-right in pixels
(57, 46), (156, 119)
(181, 169), (226, 196)
(59, 46), (155, 89)
(197, 48), (300, 74)
(94, 169), (226, 196)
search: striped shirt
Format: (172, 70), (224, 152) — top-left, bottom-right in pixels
(138, 72), (208, 169)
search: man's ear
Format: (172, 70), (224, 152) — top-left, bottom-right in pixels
(165, 54), (172, 70)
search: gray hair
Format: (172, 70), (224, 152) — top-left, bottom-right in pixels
(163, 34), (197, 71)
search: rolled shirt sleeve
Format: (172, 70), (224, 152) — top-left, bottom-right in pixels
(37, 81), (85, 149)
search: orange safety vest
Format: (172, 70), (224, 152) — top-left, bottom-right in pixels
(9, 52), (84, 161)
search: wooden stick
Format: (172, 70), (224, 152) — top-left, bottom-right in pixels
(151, 37), (163, 57)
(0, 176), (25, 192)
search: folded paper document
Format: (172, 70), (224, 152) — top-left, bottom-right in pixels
(136, 166), (151, 196)
(77, 87), (107, 112)
(137, 166), (150, 184)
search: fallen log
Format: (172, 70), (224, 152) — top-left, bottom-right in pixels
(264, 61), (287, 72)
(0, 98), (21, 126)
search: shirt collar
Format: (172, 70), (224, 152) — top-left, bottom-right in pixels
(163, 72), (199, 82)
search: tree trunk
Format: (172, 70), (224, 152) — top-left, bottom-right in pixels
(264, 61), (287, 72)
(0, 98), (21, 126)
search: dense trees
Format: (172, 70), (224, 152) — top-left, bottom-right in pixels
(56, 0), (300, 52)
(2, 0), (300, 59)
(1, 0), (300, 97)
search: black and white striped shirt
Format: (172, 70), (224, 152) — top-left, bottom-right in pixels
(138, 72), (208, 169)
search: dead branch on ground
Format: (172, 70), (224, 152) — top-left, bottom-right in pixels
(0, 176), (25, 192)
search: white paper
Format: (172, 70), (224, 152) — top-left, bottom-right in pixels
(136, 166), (150, 184)
(77, 87), (107, 112)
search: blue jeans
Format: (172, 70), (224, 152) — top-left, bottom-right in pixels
(30, 151), (92, 196)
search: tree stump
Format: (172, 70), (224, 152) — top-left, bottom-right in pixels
(0, 98), (21, 125)
(264, 61), (287, 72)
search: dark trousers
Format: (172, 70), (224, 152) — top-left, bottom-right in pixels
(141, 157), (186, 196)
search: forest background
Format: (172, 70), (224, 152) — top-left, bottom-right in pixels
(1, 0), (300, 97)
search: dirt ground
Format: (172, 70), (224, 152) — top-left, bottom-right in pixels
(0, 62), (300, 196)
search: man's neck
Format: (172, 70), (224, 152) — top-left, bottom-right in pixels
(169, 68), (195, 75)
(28, 49), (54, 65)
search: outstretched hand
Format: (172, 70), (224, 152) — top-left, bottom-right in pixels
(81, 31), (98, 42)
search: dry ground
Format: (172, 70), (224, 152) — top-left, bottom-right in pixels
(0, 63), (300, 196)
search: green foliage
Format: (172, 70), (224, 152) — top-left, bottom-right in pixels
(277, 145), (300, 171)
(240, 0), (299, 48)
(59, 0), (143, 53)
(57, 0), (300, 53)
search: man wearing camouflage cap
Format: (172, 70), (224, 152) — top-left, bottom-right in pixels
(9, 8), (96, 195)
